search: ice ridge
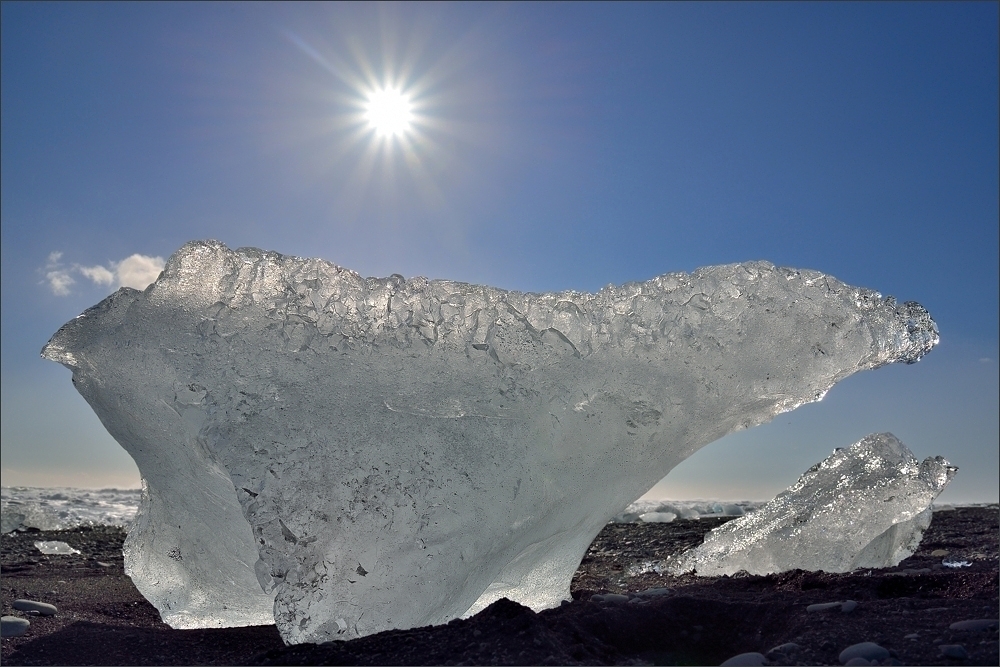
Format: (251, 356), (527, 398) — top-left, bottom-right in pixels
(42, 240), (938, 643)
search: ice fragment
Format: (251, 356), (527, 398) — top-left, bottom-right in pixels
(42, 241), (938, 643)
(33, 541), (80, 556)
(668, 433), (955, 577)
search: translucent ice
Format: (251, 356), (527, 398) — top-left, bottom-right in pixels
(668, 433), (956, 577)
(42, 240), (937, 643)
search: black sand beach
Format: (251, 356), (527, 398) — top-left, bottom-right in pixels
(2, 506), (997, 665)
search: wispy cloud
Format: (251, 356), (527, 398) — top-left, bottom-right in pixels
(44, 251), (75, 296)
(43, 252), (165, 296)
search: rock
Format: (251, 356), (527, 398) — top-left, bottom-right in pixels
(766, 642), (800, 660)
(841, 599), (858, 613)
(939, 644), (969, 659)
(843, 659), (872, 666)
(42, 240), (940, 643)
(591, 593), (629, 604)
(930, 549), (950, 557)
(1, 616), (30, 638)
(949, 618), (999, 631)
(839, 642), (890, 664)
(669, 434), (954, 577)
(807, 601), (843, 612)
(720, 651), (766, 666)
(13, 599), (57, 616)
(634, 587), (672, 598)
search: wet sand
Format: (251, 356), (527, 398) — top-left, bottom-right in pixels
(2, 506), (996, 665)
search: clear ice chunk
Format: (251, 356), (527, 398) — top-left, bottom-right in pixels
(668, 433), (956, 577)
(41, 240), (938, 643)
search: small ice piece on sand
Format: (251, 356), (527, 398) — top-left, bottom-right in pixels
(1, 616), (30, 638)
(839, 642), (890, 665)
(669, 433), (955, 576)
(33, 541), (80, 555)
(12, 600), (57, 616)
(639, 511), (677, 523)
(941, 558), (972, 568)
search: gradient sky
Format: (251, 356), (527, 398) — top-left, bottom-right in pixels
(2, 2), (997, 503)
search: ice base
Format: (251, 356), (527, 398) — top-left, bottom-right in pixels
(42, 240), (938, 643)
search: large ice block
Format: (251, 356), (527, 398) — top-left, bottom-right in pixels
(668, 433), (956, 577)
(42, 240), (937, 643)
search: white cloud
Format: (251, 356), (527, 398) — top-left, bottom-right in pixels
(114, 254), (165, 290)
(43, 251), (166, 296)
(46, 269), (75, 296)
(78, 265), (115, 286)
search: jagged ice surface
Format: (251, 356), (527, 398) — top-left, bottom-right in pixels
(41, 241), (938, 643)
(667, 433), (956, 576)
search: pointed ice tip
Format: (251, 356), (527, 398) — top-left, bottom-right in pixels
(894, 300), (939, 364)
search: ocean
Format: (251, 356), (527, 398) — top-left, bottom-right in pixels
(0, 486), (768, 533)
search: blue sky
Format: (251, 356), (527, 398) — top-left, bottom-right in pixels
(2, 2), (997, 501)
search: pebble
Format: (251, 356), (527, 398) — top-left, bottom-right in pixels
(841, 600), (858, 613)
(839, 642), (890, 665)
(634, 587), (672, 598)
(930, 549), (950, 557)
(843, 659), (872, 666)
(807, 602), (842, 612)
(719, 651), (766, 666)
(939, 644), (968, 659)
(904, 633), (920, 640)
(12, 599), (57, 616)
(887, 568), (931, 576)
(949, 618), (999, 632)
(1, 616), (30, 638)
(590, 593), (629, 604)
(766, 642), (800, 660)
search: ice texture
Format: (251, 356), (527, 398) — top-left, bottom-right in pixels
(41, 240), (938, 643)
(668, 433), (956, 577)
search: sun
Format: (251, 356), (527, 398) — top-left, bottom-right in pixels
(364, 87), (413, 138)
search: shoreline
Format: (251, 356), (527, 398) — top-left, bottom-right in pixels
(2, 506), (997, 665)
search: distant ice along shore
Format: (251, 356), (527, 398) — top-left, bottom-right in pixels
(0, 486), (985, 534)
(1, 486), (139, 532)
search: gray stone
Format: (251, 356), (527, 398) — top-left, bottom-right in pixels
(12, 599), (57, 616)
(841, 599), (858, 613)
(720, 651), (766, 666)
(634, 587), (672, 598)
(591, 593), (629, 604)
(1, 616), (30, 638)
(839, 642), (890, 665)
(843, 659), (871, 667)
(949, 618), (998, 632)
(807, 601), (842, 612)
(939, 644), (968, 659)
(766, 642), (801, 661)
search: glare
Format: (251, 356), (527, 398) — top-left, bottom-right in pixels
(365, 88), (413, 137)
